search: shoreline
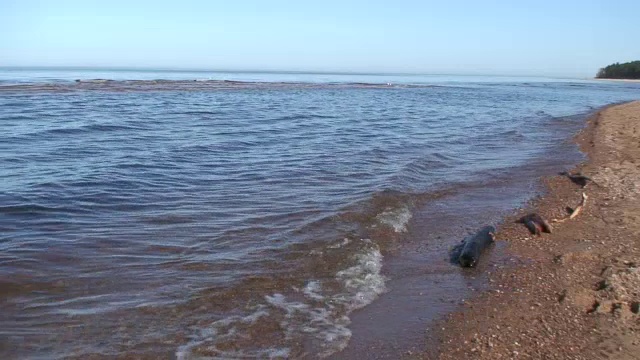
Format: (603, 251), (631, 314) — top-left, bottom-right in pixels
(334, 106), (594, 358)
(593, 78), (640, 83)
(430, 101), (640, 359)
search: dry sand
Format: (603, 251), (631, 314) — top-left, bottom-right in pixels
(426, 101), (640, 359)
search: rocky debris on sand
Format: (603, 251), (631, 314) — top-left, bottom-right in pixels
(592, 263), (640, 319)
(517, 213), (551, 236)
(559, 171), (597, 188)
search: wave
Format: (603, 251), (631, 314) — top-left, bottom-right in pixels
(5, 123), (145, 141)
(274, 113), (338, 121)
(500, 129), (526, 140)
(375, 206), (412, 233)
(180, 110), (227, 116)
(0, 204), (81, 216)
(140, 214), (195, 225)
(176, 241), (386, 359)
(74, 79), (113, 83)
(170, 183), (465, 358)
(0, 79), (437, 93)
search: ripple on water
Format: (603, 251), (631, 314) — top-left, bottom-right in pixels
(1, 78), (639, 358)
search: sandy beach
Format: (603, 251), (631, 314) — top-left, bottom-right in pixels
(428, 101), (640, 359)
(593, 78), (640, 83)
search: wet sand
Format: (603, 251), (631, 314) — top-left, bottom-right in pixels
(333, 108), (589, 359)
(432, 101), (640, 359)
(593, 78), (640, 83)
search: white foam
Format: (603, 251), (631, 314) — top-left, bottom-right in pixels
(328, 237), (351, 249)
(303, 280), (325, 301)
(262, 246), (386, 356)
(376, 206), (412, 233)
(265, 348), (291, 359)
(175, 307), (271, 360)
(265, 293), (352, 357)
(177, 343), (290, 360)
(176, 245), (387, 359)
(336, 246), (387, 310)
(175, 328), (215, 360)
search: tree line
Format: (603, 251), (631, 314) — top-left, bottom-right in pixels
(596, 61), (640, 79)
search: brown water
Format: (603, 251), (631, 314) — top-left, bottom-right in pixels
(336, 171), (545, 359)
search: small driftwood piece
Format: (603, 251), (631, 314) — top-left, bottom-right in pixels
(560, 171), (600, 188)
(518, 213), (552, 236)
(553, 192), (588, 223)
(450, 226), (496, 268)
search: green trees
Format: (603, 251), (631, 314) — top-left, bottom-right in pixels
(596, 61), (640, 79)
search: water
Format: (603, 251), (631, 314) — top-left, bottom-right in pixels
(0, 68), (638, 359)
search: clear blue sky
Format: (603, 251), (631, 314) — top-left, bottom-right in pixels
(1, 0), (638, 77)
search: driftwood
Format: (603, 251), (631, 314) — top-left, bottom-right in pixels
(518, 213), (552, 236)
(560, 171), (599, 188)
(451, 226), (496, 268)
(553, 192), (588, 223)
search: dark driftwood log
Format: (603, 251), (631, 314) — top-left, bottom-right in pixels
(457, 226), (496, 267)
(518, 213), (552, 235)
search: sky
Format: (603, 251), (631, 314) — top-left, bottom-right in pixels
(1, 0), (638, 77)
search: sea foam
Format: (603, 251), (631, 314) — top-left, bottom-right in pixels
(176, 243), (387, 359)
(376, 206), (413, 233)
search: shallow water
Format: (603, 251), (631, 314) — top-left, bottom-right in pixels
(0, 69), (638, 358)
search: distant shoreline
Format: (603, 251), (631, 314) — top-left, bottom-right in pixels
(593, 77), (640, 83)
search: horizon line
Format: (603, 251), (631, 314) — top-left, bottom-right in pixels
(0, 65), (589, 80)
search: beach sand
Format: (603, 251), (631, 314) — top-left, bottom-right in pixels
(593, 78), (640, 83)
(427, 101), (640, 359)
